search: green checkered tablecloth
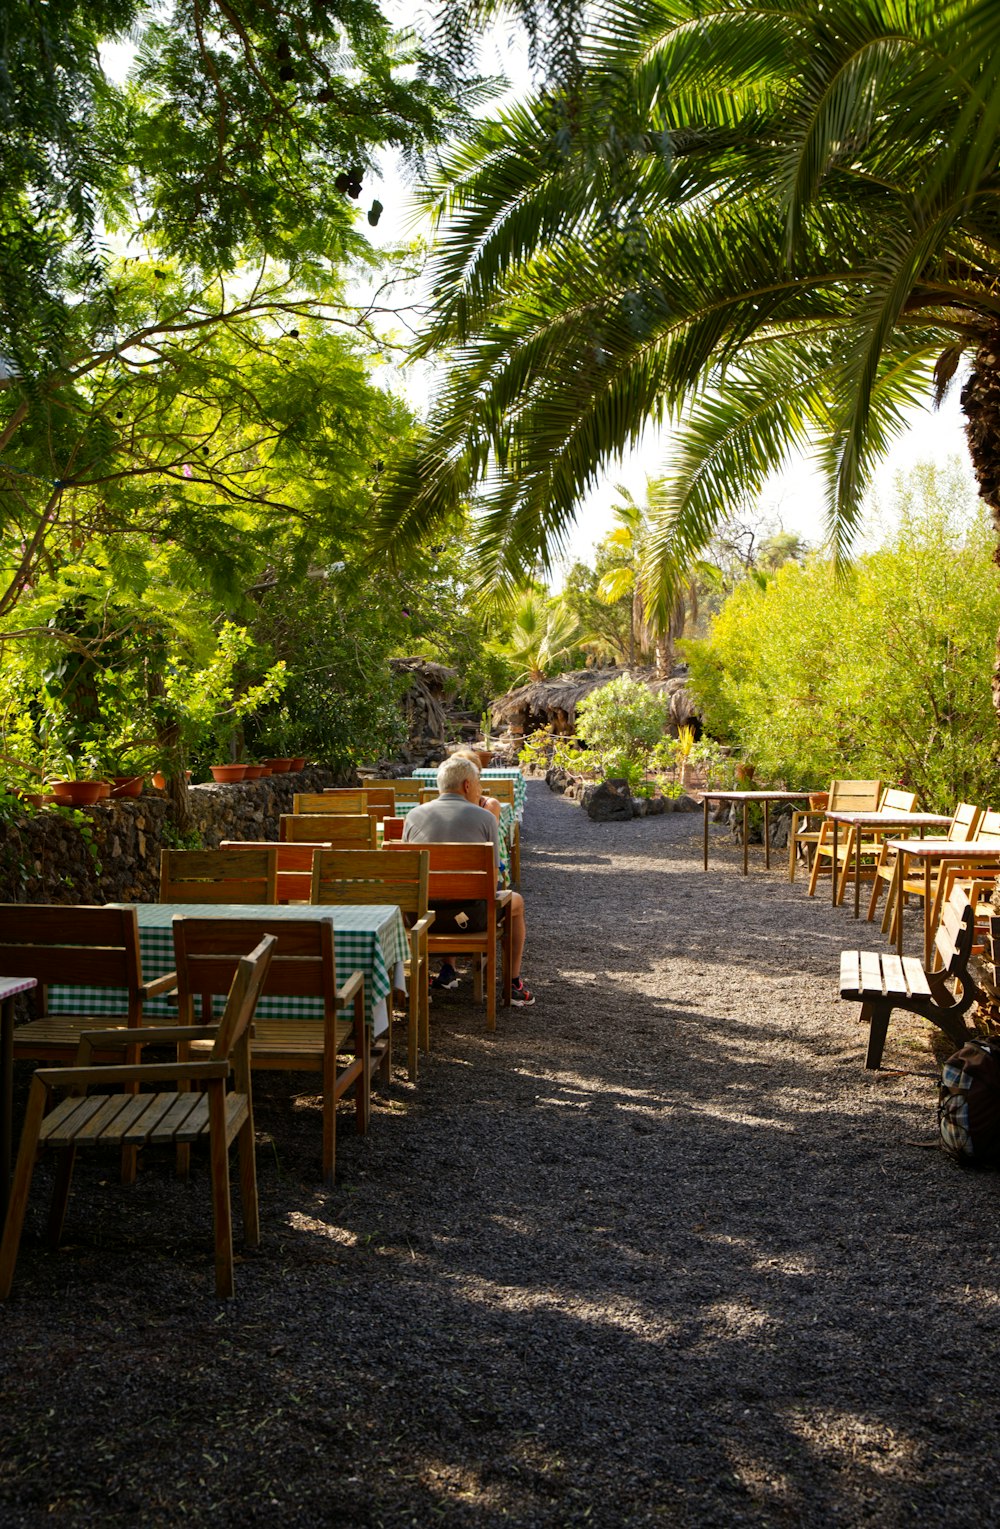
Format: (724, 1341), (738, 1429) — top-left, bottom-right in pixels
(48, 902), (408, 1034)
(409, 769), (527, 818)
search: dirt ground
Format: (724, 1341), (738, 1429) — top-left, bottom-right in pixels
(1, 781), (998, 1527)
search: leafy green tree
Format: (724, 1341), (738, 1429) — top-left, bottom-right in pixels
(376, 0), (1000, 713)
(684, 462), (1000, 809)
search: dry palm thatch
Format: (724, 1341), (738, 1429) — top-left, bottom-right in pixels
(493, 667), (699, 736)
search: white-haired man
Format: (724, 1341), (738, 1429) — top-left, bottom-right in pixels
(402, 754), (534, 1006)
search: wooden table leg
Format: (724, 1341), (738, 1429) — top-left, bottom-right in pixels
(703, 798), (710, 871)
(742, 802), (749, 875)
(764, 800), (771, 869)
(0, 996), (12, 1223)
(924, 860), (933, 967)
(831, 819), (838, 906)
(854, 831), (862, 919)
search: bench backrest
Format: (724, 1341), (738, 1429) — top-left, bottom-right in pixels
(311, 848), (429, 917)
(280, 814), (376, 850)
(934, 885), (977, 977)
(173, 916), (337, 1026)
(0, 905), (144, 1011)
(382, 817), (405, 841)
(159, 848), (278, 904)
(387, 840), (497, 911)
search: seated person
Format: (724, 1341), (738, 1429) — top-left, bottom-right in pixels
(402, 754), (533, 1007)
(450, 747), (502, 823)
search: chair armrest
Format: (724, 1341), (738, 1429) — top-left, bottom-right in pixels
(410, 913), (435, 935)
(336, 970), (364, 1005)
(35, 1059), (231, 1090)
(77, 1024), (221, 1050)
(495, 891), (513, 908)
(140, 970), (178, 998)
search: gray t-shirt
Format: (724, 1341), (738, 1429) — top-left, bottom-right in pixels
(402, 792), (500, 871)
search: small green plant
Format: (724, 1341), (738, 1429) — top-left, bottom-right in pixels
(574, 675), (671, 783)
(518, 726), (555, 770)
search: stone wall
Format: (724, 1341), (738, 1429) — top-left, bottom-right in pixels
(1, 767), (338, 905)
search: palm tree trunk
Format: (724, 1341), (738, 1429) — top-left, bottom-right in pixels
(961, 328), (1000, 720)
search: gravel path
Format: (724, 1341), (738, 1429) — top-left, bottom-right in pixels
(1, 780), (999, 1526)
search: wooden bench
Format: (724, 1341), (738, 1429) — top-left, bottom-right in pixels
(840, 885), (984, 1069)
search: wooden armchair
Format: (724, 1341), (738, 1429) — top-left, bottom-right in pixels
(806, 780), (882, 896)
(173, 917), (368, 1187)
(488, 779), (522, 884)
(868, 801), (982, 932)
(387, 841), (512, 1031)
(219, 840), (324, 903)
(833, 787), (918, 907)
(0, 904), (177, 1068)
(159, 847), (278, 904)
(0, 933), (275, 1300)
(293, 791), (366, 814)
(280, 813), (376, 850)
(311, 848), (434, 1083)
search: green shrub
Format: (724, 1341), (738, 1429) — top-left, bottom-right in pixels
(574, 675), (670, 783)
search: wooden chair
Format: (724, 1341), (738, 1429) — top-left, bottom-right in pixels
(488, 780), (522, 885)
(363, 778), (424, 803)
(293, 791), (366, 815)
(173, 917), (368, 1187)
(159, 847), (277, 904)
(840, 885), (982, 1069)
(419, 788), (439, 803)
(219, 840), (323, 903)
(806, 780), (882, 896)
(788, 791), (829, 882)
(280, 813), (376, 850)
(356, 787), (396, 824)
(868, 800), (982, 931)
(0, 904), (177, 1068)
(382, 817), (405, 841)
(833, 787), (918, 907)
(311, 848), (434, 1083)
(923, 810), (1000, 962)
(386, 841), (512, 1031)
(0, 933), (275, 1300)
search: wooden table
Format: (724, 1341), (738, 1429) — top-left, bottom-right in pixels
(883, 838), (1000, 964)
(825, 810), (950, 916)
(702, 790), (814, 875)
(0, 976), (37, 1221)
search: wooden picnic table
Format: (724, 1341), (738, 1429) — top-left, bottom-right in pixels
(0, 976), (37, 1220)
(702, 790), (814, 875)
(883, 837), (1000, 965)
(825, 809), (950, 917)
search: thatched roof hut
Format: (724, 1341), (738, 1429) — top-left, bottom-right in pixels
(492, 666), (699, 738)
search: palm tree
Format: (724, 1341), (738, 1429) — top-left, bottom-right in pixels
(507, 590), (581, 683)
(376, 1), (1000, 711)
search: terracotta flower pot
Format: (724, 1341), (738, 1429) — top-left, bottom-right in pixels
(51, 780), (106, 807)
(111, 775), (144, 799)
(290, 756), (306, 771)
(476, 750), (493, 769)
(209, 764), (247, 783)
(265, 757), (293, 773)
(242, 764), (268, 780)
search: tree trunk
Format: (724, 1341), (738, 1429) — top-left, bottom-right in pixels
(961, 326), (1000, 719)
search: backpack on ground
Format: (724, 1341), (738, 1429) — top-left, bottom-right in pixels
(938, 1040), (1000, 1165)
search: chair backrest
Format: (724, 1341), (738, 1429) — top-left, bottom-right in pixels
(294, 791), (366, 814)
(972, 808), (1000, 846)
(388, 840), (496, 911)
(280, 814), (376, 849)
(878, 787), (917, 813)
(212, 933), (278, 1059)
(487, 779), (517, 808)
(366, 777), (423, 801)
(827, 779), (882, 812)
(219, 841), (323, 902)
(173, 917), (337, 1029)
(0, 905), (144, 1009)
(948, 802), (983, 842)
(311, 847), (429, 916)
(159, 848), (278, 904)
(419, 788), (439, 803)
(934, 885), (976, 980)
(382, 817), (405, 841)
